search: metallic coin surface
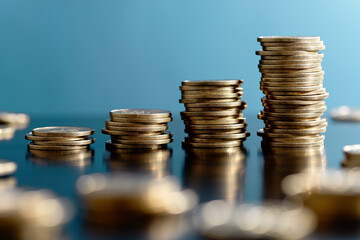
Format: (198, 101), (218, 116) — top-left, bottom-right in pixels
(32, 126), (94, 137)
(182, 79), (243, 86)
(110, 109), (171, 119)
(25, 133), (87, 141)
(28, 143), (89, 151)
(32, 137), (95, 146)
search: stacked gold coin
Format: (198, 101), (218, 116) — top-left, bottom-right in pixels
(25, 126), (95, 151)
(102, 109), (173, 150)
(256, 36), (328, 148)
(179, 80), (249, 148)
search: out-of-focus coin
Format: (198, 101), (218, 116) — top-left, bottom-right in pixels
(331, 106), (360, 122)
(32, 126), (94, 137)
(343, 145), (360, 160)
(0, 160), (17, 177)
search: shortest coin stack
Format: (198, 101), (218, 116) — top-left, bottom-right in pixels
(103, 109), (173, 150)
(179, 80), (249, 148)
(25, 126), (95, 151)
(342, 144), (360, 167)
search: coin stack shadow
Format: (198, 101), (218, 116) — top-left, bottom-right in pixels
(102, 109), (173, 150)
(179, 80), (249, 148)
(256, 36), (328, 148)
(25, 127), (95, 151)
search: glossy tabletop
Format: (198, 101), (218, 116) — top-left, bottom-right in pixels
(1, 112), (359, 240)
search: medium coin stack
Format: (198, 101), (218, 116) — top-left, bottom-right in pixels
(102, 109), (173, 150)
(256, 36), (328, 148)
(25, 126), (95, 151)
(179, 80), (249, 148)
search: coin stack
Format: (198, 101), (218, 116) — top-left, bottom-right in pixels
(342, 144), (360, 168)
(256, 36), (328, 148)
(25, 127), (95, 151)
(102, 109), (173, 150)
(179, 80), (249, 148)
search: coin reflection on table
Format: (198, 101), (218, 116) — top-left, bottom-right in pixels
(0, 188), (72, 240)
(193, 200), (316, 239)
(105, 148), (171, 178)
(27, 149), (94, 166)
(77, 173), (198, 229)
(184, 147), (246, 203)
(263, 145), (326, 199)
(283, 169), (360, 223)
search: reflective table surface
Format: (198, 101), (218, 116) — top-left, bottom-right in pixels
(1, 112), (359, 239)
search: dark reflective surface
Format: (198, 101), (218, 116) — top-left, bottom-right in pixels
(1, 113), (359, 239)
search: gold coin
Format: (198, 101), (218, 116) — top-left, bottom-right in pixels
(180, 85), (241, 90)
(181, 110), (241, 117)
(105, 121), (166, 128)
(190, 132), (250, 140)
(180, 88), (242, 94)
(182, 140), (242, 148)
(179, 98), (240, 104)
(185, 129), (246, 135)
(0, 160), (17, 177)
(259, 67), (323, 73)
(263, 101), (326, 109)
(110, 109), (171, 119)
(257, 129), (319, 138)
(111, 138), (172, 145)
(262, 89), (326, 96)
(25, 133), (87, 141)
(181, 93), (241, 99)
(264, 118), (327, 127)
(259, 111), (324, 119)
(262, 46), (325, 51)
(261, 71), (324, 78)
(28, 143), (89, 151)
(261, 76), (324, 82)
(261, 54), (323, 60)
(102, 128), (164, 136)
(265, 93), (328, 101)
(261, 98), (323, 105)
(186, 123), (246, 130)
(184, 119), (243, 125)
(259, 63), (321, 69)
(182, 79), (243, 86)
(260, 59), (322, 65)
(106, 140), (165, 149)
(184, 137), (244, 143)
(261, 135), (325, 143)
(264, 106), (327, 113)
(32, 137), (95, 146)
(111, 131), (172, 140)
(256, 50), (319, 56)
(32, 126), (94, 137)
(184, 101), (246, 108)
(261, 81), (322, 87)
(260, 41), (324, 47)
(185, 106), (246, 112)
(260, 85), (324, 92)
(261, 140), (324, 147)
(110, 117), (172, 123)
(105, 124), (168, 132)
(182, 115), (244, 121)
(257, 36), (321, 42)
(263, 127), (326, 135)
(265, 122), (328, 130)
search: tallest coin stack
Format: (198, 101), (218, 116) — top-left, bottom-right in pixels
(256, 36), (328, 148)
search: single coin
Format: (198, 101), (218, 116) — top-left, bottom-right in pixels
(256, 50), (319, 56)
(265, 122), (328, 130)
(260, 41), (324, 47)
(260, 81), (322, 87)
(261, 140), (324, 148)
(263, 102), (326, 109)
(110, 116), (172, 123)
(181, 110), (241, 117)
(185, 129), (246, 135)
(105, 140), (166, 149)
(259, 111), (324, 119)
(184, 101), (246, 108)
(259, 115), (320, 122)
(263, 127), (326, 135)
(28, 143), (89, 151)
(110, 109), (171, 119)
(111, 131), (172, 140)
(32, 137), (95, 146)
(259, 67), (323, 74)
(260, 85), (324, 92)
(0, 112), (30, 125)
(261, 71), (324, 78)
(179, 98), (241, 104)
(181, 93), (241, 99)
(262, 135), (325, 143)
(180, 89), (241, 94)
(261, 98), (323, 105)
(261, 53), (323, 60)
(32, 127), (94, 137)
(184, 118), (245, 125)
(266, 93), (329, 101)
(261, 76), (324, 82)
(264, 106), (327, 113)
(111, 138), (172, 145)
(182, 115), (244, 121)
(264, 118), (327, 127)
(262, 46), (325, 51)
(182, 79), (243, 86)
(102, 128), (164, 136)
(28, 149), (92, 156)
(0, 160), (17, 177)
(260, 59), (322, 65)
(182, 140), (243, 148)
(179, 86), (241, 91)
(262, 89), (326, 96)
(185, 106), (246, 112)
(105, 124), (168, 132)
(190, 132), (250, 140)
(257, 129), (319, 138)
(259, 63), (321, 69)
(258, 36), (321, 42)
(184, 137), (244, 143)
(186, 123), (246, 130)
(25, 133), (87, 141)
(105, 120), (166, 127)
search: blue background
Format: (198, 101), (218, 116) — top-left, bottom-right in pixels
(0, 0), (358, 115)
